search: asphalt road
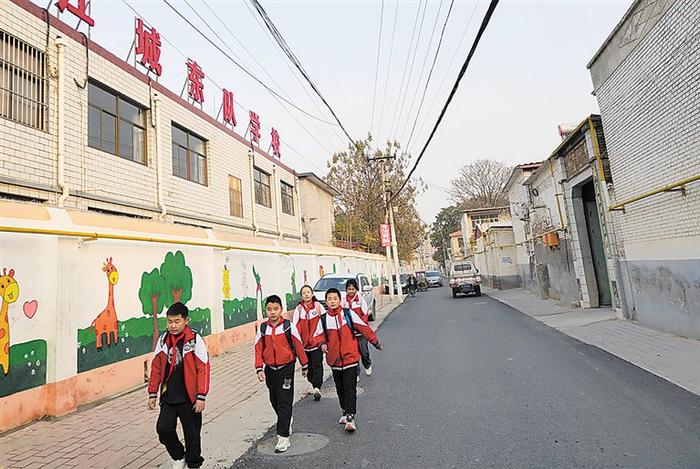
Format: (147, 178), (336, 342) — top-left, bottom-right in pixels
(233, 286), (700, 468)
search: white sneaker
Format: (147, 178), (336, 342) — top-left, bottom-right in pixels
(275, 436), (291, 453)
(338, 414), (347, 424)
(172, 459), (186, 469)
(365, 366), (373, 376)
(312, 388), (321, 401)
(345, 415), (357, 432)
(289, 416), (293, 436)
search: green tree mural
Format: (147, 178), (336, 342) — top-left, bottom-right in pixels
(161, 251), (193, 306)
(139, 268), (167, 351)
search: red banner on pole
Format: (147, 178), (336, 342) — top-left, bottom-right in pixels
(380, 224), (391, 247)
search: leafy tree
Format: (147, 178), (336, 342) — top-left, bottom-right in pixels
(448, 159), (511, 209)
(160, 251), (193, 306)
(430, 205), (462, 268)
(139, 268), (167, 351)
(327, 136), (425, 261)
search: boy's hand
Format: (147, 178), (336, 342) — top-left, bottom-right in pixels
(374, 342), (383, 351)
(302, 368), (308, 378)
(147, 397), (157, 411)
(321, 344), (328, 354)
(257, 371), (265, 382)
(193, 400), (206, 413)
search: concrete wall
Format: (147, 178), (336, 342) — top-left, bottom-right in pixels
(0, 0), (302, 240)
(590, 0), (700, 337)
(0, 201), (386, 432)
(299, 179), (334, 245)
(474, 229), (520, 290)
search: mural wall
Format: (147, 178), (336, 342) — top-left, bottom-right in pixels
(0, 226), (385, 401)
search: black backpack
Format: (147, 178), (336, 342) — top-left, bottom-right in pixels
(320, 308), (357, 342)
(260, 319), (296, 357)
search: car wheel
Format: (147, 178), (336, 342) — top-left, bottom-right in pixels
(452, 289), (457, 298)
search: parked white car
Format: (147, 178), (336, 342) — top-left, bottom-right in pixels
(312, 273), (376, 321)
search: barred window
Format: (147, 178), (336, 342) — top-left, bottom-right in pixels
(228, 175), (243, 218)
(254, 167), (271, 208)
(0, 30), (47, 130)
(88, 81), (146, 164)
(281, 181), (294, 215)
(171, 124), (207, 185)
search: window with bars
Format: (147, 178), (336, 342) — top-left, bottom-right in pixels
(281, 181), (294, 215)
(171, 124), (207, 185)
(88, 81), (146, 164)
(228, 175), (243, 218)
(0, 29), (47, 130)
(254, 167), (271, 208)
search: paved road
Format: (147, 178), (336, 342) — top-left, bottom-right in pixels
(233, 286), (700, 468)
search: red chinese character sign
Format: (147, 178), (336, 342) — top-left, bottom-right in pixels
(222, 89), (237, 127)
(135, 19), (162, 77)
(380, 224), (392, 247)
(56, 0), (94, 26)
(249, 111), (261, 145)
(270, 128), (281, 158)
(187, 59), (205, 104)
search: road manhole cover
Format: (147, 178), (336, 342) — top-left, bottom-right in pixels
(319, 386), (364, 398)
(257, 433), (329, 457)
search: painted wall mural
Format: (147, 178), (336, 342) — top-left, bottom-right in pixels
(77, 251), (211, 373)
(0, 267), (47, 398)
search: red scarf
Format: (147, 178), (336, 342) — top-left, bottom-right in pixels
(165, 328), (188, 380)
(301, 300), (315, 313)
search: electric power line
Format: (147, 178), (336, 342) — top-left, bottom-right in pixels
(390, 0), (500, 203)
(161, 0), (339, 127)
(248, 0), (355, 146)
(369, 0), (385, 137)
(404, 0), (456, 150)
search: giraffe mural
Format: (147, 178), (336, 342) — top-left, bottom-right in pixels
(92, 258), (119, 349)
(0, 268), (19, 375)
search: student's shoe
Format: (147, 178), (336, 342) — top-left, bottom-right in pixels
(345, 415), (357, 432)
(312, 388), (322, 401)
(172, 459), (186, 469)
(365, 366), (373, 376)
(338, 414), (347, 425)
(275, 436), (291, 453)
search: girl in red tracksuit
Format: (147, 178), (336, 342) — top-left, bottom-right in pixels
(343, 279), (372, 378)
(255, 295), (308, 453)
(313, 288), (382, 433)
(292, 285), (326, 401)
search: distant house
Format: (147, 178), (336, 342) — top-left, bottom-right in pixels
(297, 172), (339, 246)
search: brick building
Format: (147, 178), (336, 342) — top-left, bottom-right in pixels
(0, 0), (324, 242)
(588, 0), (700, 338)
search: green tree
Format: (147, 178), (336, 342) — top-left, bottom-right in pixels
(160, 251), (193, 306)
(139, 268), (167, 351)
(430, 205), (462, 268)
(327, 136), (425, 261)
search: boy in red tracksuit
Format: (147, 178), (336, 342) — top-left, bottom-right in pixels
(291, 285), (326, 401)
(343, 279), (372, 379)
(148, 302), (210, 469)
(313, 288), (382, 432)
(255, 295), (308, 453)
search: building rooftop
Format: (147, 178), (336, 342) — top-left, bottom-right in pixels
(449, 230), (463, 238)
(463, 206), (510, 215)
(297, 172), (340, 197)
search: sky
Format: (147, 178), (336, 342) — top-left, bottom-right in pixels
(39, 0), (632, 224)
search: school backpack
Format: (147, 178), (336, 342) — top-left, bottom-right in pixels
(320, 308), (357, 342)
(260, 319), (296, 357)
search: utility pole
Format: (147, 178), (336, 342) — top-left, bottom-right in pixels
(369, 154), (402, 299)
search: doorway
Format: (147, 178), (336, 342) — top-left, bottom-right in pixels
(581, 182), (612, 306)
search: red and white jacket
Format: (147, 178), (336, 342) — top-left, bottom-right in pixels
(312, 307), (378, 370)
(291, 300), (326, 351)
(255, 319), (309, 372)
(342, 293), (369, 326)
(148, 326), (210, 403)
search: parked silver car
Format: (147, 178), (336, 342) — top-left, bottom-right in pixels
(313, 273), (376, 321)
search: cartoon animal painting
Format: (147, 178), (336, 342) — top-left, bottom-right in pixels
(93, 258), (119, 349)
(0, 268), (19, 375)
(222, 265), (231, 300)
(319, 266), (325, 277)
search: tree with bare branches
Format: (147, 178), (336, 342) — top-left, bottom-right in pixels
(448, 159), (511, 209)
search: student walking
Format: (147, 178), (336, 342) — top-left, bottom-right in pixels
(148, 302), (210, 469)
(291, 285), (326, 401)
(314, 288), (382, 432)
(343, 279), (372, 378)
(255, 295), (308, 453)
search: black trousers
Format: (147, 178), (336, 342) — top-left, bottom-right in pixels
(156, 401), (204, 468)
(306, 348), (324, 389)
(332, 365), (358, 416)
(265, 363), (295, 437)
(356, 336), (372, 376)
